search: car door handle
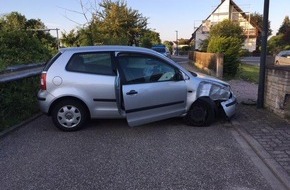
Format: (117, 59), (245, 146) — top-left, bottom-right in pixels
(126, 90), (138, 95)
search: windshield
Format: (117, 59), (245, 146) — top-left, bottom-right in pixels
(152, 47), (166, 53)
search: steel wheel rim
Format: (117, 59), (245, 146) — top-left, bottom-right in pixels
(57, 105), (81, 128)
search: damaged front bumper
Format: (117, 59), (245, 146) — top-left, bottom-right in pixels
(196, 81), (237, 119)
(220, 94), (237, 118)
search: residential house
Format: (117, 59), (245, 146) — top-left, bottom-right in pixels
(189, 0), (262, 52)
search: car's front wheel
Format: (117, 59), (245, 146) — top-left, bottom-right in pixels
(51, 99), (88, 131)
(183, 98), (215, 126)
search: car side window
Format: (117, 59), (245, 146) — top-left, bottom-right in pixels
(66, 52), (114, 75)
(118, 54), (177, 84)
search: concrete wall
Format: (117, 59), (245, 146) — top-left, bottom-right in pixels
(265, 65), (290, 119)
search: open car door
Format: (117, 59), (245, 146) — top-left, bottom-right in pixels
(117, 53), (187, 127)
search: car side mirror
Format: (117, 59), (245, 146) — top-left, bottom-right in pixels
(175, 71), (185, 81)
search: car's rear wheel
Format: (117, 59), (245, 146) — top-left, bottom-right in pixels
(183, 98), (215, 126)
(51, 99), (88, 131)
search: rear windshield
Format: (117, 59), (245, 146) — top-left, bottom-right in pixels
(43, 52), (62, 71)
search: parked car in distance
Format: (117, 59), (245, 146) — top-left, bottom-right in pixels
(38, 45), (236, 131)
(151, 45), (171, 58)
(275, 50), (290, 65)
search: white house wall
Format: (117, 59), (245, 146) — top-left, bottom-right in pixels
(231, 6), (257, 51)
(210, 0), (231, 24)
(194, 0), (257, 52)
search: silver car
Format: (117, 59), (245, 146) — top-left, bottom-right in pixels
(38, 46), (236, 131)
(275, 50), (290, 65)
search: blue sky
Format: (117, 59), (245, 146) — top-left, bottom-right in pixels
(0, 0), (288, 41)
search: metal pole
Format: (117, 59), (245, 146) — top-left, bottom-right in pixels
(56, 28), (60, 49)
(257, 0), (270, 109)
(175, 30), (179, 56)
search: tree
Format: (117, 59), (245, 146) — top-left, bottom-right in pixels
(61, 29), (80, 47)
(0, 12), (26, 30)
(277, 16), (290, 46)
(250, 12), (272, 36)
(199, 38), (209, 52)
(268, 34), (285, 55)
(207, 20), (244, 76)
(140, 29), (161, 47)
(0, 30), (51, 70)
(26, 18), (46, 29)
(0, 12), (54, 70)
(26, 19), (58, 50)
(208, 37), (243, 76)
(163, 41), (174, 54)
(277, 16), (290, 35)
(97, 0), (148, 45)
(61, 0), (149, 46)
(0, 12), (57, 51)
(209, 20), (245, 40)
(250, 12), (272, 51)
(267, 16), (290, 54)
(178, 38), (190, 45)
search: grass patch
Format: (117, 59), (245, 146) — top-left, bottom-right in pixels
(187, 61), (260, 84)
(236, 64), (260, 83)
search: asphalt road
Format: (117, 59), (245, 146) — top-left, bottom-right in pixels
(240, 56), (260, 66)
(0, 115), (273, 190)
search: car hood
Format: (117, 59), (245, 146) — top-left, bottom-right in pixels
(189, 71), (229, 86)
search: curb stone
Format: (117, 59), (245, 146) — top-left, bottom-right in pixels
(0, 113), (43, 139)
(231, 119), (290, 190)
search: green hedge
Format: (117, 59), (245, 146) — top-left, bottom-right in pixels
(0, 76), (40, 132)
(207, 36), (243, 77)
(0, 30), (53, 72)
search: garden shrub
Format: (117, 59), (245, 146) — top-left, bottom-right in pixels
(207, 36), (243, 77)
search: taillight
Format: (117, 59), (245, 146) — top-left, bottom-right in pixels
(40, 72), (47, 90)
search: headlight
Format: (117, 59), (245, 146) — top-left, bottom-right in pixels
(197, 81), (231, 100)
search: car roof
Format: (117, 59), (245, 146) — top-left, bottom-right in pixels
(59, 45), (157, 54)
(58, 45), (180, 71)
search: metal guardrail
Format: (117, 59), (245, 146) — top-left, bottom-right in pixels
(0, 63), (44, 83)
(0, 63), (44, 132)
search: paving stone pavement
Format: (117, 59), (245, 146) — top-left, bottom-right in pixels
(229, 80), (290, 189)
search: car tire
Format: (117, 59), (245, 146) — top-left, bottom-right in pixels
(51, 99), (88, 131)
(183, 98), (215, 127)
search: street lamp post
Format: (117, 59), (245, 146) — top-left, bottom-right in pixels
(257, 0), (270, 108)
(175, 30), (179, 56)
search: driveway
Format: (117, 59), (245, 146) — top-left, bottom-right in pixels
(0, 116), (273, 189)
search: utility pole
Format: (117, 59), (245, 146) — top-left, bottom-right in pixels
(257, 0), (270, 108)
